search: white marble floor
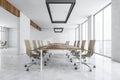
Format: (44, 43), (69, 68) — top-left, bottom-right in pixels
(0, 48), (120, 80)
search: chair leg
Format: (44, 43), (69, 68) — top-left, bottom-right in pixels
(69, 58), (71, 62)
(82, 62), (92, 72)
(73, 59), (95, 72)
(25, 62), (36, 71)
(49, 53), (52, 58)
(25, 57), (41, 71)
(93, 65), (96, 68)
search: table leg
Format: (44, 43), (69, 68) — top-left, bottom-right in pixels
(40, 49), (43, 71)
(79, 50), (82, 71)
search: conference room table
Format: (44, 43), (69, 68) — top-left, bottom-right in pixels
(40, 43), (82, 71)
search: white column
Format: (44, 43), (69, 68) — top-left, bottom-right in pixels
(17, 18), (20, 54)
(19, 12), (30, 54)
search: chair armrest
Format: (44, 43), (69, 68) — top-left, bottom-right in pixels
(84, 49), (91, 51)
(31, 49), (35, 51)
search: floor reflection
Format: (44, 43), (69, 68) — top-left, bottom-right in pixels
(0, 48), (119, 80)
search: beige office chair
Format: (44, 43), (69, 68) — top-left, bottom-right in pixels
(32, 40), (38, 51)
(65, 41), (70, 45)
(47, 41), (50, 45)
(71, 40), (80, 55)
(66, 40), (78, 58)
(73, 40), (86, 60)
(37, 40), (51, 61)
(81, 40), (86, 52)
(33, 40), (44, 53)
(74, 40), (96, 72)
(66, 40), (76, 58)
(33, 40), (44, 55)
(70, 41), (83, 63)
(24, 40), (41, 71)
(37, 40), (41, 49)
(76, 40), (80, 47)
(33, 40), (49, 65)
(74, 40), (77, 47)
(40, 40), (48, 53)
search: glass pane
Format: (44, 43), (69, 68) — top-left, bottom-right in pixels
(82, 21), (88, 49)
(94, 11), (103, 54)
(82, 23), (86, 40)
(103, 5), (111, 57)
(91, 17), (94, 40)
(80, 26), (82, 41)
(94, 4), (111, 57)
(76, 28), (79, 41)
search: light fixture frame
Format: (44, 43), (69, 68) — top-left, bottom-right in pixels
(46, 0), (76, 23)
(54, 28), (64, 33)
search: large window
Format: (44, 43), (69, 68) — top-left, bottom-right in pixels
(94, 4), (111, 57)
(103, 5), (111, 57)
(94, 11), (103, 54)
(82, 20), (88, 49)
(75, 27), (79, 41)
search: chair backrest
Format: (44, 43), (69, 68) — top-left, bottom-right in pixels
(81, 40), (86, 52)
(74, 41), (76, 47)
(32, 40), (38, 50)
(47, 41), (50, 45)
(86, 40), (95, 57)
(65, 41), (69, 45)
(37, 40), (41, 48)
(77, 40), (80, 47)
(4, 41), (7, 45)
(41, 41), (43, 46)
(24, 40), (32, 57)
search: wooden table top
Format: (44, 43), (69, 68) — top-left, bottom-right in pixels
(41, 43), (81, 50)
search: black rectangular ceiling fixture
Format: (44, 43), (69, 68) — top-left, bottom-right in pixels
(54, 28), (64, 33)
(46, 0), (76, 23)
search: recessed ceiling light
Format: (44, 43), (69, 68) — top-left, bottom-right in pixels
(46, 0), (76, 23)
(54, 28), (64, 33)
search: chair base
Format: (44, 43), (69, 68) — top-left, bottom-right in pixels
(24, 57), (48, 71)
(74, 61), (96, 72)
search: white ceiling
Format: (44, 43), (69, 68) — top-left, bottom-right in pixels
(8, 0), (111, 29)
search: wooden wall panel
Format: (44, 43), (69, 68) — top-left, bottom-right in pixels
(30, 20), (42, 31)
(0, 0), (42, 31)
(0, 0), (20, 17)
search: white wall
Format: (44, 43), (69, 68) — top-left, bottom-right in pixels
(0, 7), (18, 49)
(0, 6), (75, 53)
(59, 29), (75, 45)
(0, 27), (9, 47)
(0, 7), (18, 28)
(8, 28), (17, 47)
(19, 12), (30, 54)
(112, 0), (120, 62)
(30, 27), (75, 45)
(0, 7), (31, 53)
(30, 26), (41, 40)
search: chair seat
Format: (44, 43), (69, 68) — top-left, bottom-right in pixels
(31, 53), (39, 57)
(74, 51), (88, 59)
